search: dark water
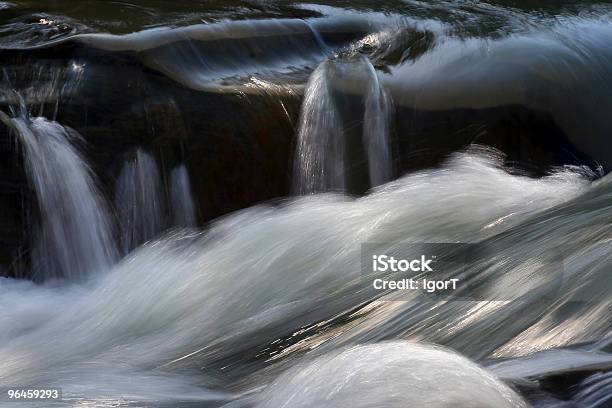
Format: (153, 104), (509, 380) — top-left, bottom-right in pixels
(0, 1), (611, 407)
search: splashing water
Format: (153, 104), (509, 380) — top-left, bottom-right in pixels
(115, 149), (166, 254)
(169, 164), (197, 228)
(0, 112), (116, 281)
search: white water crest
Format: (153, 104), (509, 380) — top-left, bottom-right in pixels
(293, 60), (345, 194)
(363, 57), (393, 187)
(115, 149), (166, 254)
(169, 164), (197, 228)
(0, 151), (603, 406)
(0, 112), (117, 281)
(255, 342), (527, 408)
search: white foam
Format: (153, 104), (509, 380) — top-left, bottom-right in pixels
(255, 342), (528, 408)
(0, 151), (592, 402)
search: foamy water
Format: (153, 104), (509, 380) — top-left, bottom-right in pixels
(0, 150), (603, 406)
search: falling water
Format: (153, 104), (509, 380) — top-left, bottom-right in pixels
(293, 60), (345, 195)
(115, 149), (165, 254)
(169, 164), (197, 228)
(294, 57), (394, 194)
(1, 3), (612, 407)
(0, 111), (117, 281)
(363, 57), (393, 187)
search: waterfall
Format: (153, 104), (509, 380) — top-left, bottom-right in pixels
(115, 149), (165, 254)
(0, 111), (117, 281)
(363, 58), (393, 187)
(293, 60), (345, 195)
(169, 164), (197, 228)
(293, 57), (393, 194)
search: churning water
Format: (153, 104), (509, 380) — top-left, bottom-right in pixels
(1, 1), (612, 407)
(0, 147), (608, 406)
(255, 343), (527, 408)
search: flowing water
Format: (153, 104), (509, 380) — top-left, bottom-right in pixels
(0, 150), (609, 407)
(1, 1), (611, 407)
(170, 164), (198, 228)
(294, 56), (394, 194)
(293, 60), (345, 194)
(363, 57), (393, 188)
(115, 149), (166, 254)
(0, 109), (116, 281)
(254, 342), (528, 408)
